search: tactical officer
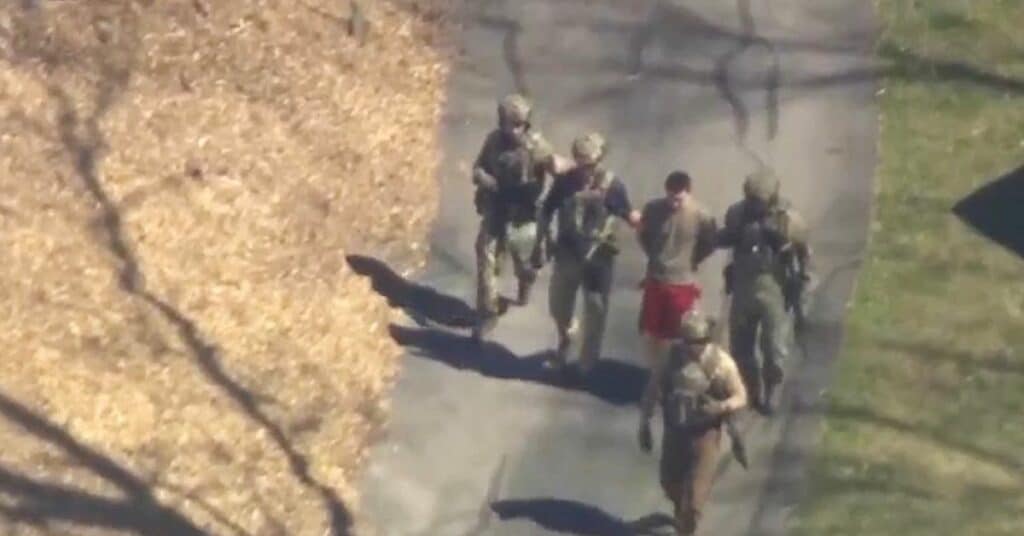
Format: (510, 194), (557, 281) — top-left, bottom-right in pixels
(470, 94), (567, 342)
(638, 312), (747, 536)
(537, 132), (640, 374)
(717, 168), (812, 415)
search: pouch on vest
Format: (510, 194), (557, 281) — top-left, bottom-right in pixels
(663, 362), (713, 431)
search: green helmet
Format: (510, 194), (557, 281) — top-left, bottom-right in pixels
(572, 132), (607, 165)
(743, 168), (780, 204)
(679, 311), (713, 343)
(498, 93), (532, 127)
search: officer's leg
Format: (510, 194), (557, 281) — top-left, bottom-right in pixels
(682, 425), (723, 535)
(473, 219), (501, 341)
(579, 254), (614, 372)
(659, 431), (685, 528)
(729, 299), (761, 408)
(757, 288), (791, 413)
(549, 250), (582, 366)
(508, 221), (538, 306)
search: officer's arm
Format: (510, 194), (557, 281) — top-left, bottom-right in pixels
(783, 209), (813, 273)
(549, 154), (574, 175)
(472, 134), (499, 190)
(716, 203), (743, 249)
(607, 179), (641, 227)
(538, 175), (566, 236)
(718, 354), (749, 413)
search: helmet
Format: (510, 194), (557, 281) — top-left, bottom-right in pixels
(498, 94), (532, 127)
(572, 132), (607, 165)
(743, 168), (780, 204)
(679, 311), (713, 343)
(526, 132), (554, 164)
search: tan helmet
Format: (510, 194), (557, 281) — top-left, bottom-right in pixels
(572, 132), (607, 166)
(743, 168), (780, 204)
(527, 133), (555, 165)
(498, 93), (532, 127)
(679, 311), (713, 343)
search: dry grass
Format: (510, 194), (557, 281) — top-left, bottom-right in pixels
(0, 0), (454, 534)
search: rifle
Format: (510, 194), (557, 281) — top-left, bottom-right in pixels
(673, 395), (748, 470)
(581, 191), (617, 262)
(781, 247), (809, 334)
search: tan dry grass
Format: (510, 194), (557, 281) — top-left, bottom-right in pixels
(0, 0), (454, 534)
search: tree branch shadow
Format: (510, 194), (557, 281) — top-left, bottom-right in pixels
(825, 403), (1023, 476)
(880, 41), (1024, 94)
(874, 337), (1024, 377)
(0, 391), (207, 535)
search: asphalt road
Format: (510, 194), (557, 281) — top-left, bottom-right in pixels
(359, 1), (877, 534)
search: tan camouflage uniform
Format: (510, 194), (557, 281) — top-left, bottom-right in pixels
(639, 312), (747, 535)
(471, 94), (560, 341)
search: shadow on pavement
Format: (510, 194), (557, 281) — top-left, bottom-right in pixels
(346, 254), (498, 329)
(389, 325), (647, 407)
(491, 498), (674, 536)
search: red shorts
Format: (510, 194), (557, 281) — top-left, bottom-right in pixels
(640, 280), (702, 339)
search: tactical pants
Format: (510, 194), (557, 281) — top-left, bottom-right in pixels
(729, 279), (791, 405)
(475, 217), (539, 316)
(660, 423), (722, 535)
(548, 247), (614, 370)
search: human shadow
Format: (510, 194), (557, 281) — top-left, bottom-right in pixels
(880, 42), (1024, 94)
(0, 391), (207, 535)
(389, 325), (647, 406)
(491, 498), (674, 536)
(346, 254), (490, 329)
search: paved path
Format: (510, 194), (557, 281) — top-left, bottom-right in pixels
(359, 1), (877, 534)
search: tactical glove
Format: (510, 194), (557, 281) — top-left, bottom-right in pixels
(473, 169), (499, 191)
(701, 399), (728, 417)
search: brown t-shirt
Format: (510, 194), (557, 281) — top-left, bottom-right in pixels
(638, 194), (718, 284)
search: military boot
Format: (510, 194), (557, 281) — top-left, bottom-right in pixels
(675, 504), (697, 535)
(760, 364), (784, 416)
(471, 310), (499, 344)
(547, 318), (578, 371)
(516, 278), (533, 306)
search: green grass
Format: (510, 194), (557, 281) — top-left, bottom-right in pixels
(790, 1), (1024, 535)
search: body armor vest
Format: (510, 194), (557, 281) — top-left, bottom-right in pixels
(557, 171), (617, 259)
